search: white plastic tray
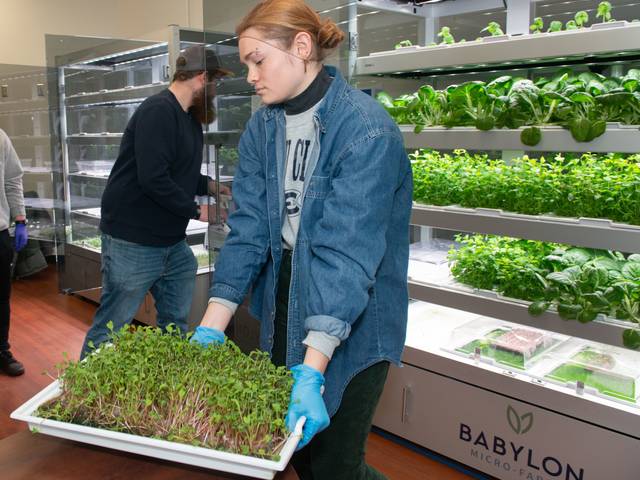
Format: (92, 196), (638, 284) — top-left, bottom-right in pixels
(11, 380), (304, 479)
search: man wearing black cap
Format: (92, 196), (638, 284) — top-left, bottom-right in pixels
(80, 46), (230, 358)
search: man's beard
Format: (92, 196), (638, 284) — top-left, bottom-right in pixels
(190, 86), (216, 125)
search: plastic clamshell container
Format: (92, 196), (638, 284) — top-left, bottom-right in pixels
(71, 236), (102, 252)
(539, 338), (640, 404)
(75, 160), (115, 175)
(446, 317), (566, 370)
(11, 380), (304, 479)
(407, 238), (455, 286)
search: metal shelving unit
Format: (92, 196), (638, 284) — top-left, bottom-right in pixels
(359, 2), (640, 478)
(357, 21), (640, 76)
(64, 82), (168, 107)
(23, 166), (58, 174)
(57, 36), (175, 265)
(404, 148), (640, 338)
(68, 172), (109, 180)
(411, 204), (640, 252)
(400, 124), (640, 153)
(401, 125), (640, 152)
(408, 279), (632, 349)
(0, 65), (64, 255)
(50, 26), (250, 330)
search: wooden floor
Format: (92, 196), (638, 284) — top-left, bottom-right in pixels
(0, 265), (473, 480)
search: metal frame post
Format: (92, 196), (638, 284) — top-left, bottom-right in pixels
(506, 0), (532, 35)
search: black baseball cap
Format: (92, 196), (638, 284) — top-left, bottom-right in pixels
(175, 45), (232, 77)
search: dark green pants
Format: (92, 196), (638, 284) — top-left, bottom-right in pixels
(272, 249), (389, 480)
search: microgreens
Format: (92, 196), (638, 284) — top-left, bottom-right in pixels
(37, 325), (293, 460)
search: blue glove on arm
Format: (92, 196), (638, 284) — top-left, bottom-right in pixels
(286, 364), (330, 450)
(190, 326), (225, 347)
(14, 223), (27, 252)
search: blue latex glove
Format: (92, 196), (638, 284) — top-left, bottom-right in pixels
(286, 364), (330, 450)
(190, 325), (225, 347)
(14, 223), (27, 252)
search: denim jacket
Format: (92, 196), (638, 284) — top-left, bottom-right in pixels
(209, 66), (413, 416)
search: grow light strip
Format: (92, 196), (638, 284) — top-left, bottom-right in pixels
(75, 42), (168, 66)
(112, 52), (168, 67)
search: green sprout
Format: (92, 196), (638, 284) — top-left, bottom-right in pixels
(394, 39), (413, 49)
(597, 1), (613, 23)
(530, 17), (544, 34)
(36, 326), (294, 460)
(438, 26), (455, 45)
(548, 20), (563, 32)
(575, 10), (589, 27)
(481, 21), (505, 36)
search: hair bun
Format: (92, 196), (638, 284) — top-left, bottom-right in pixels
(317, 18), (345, 50)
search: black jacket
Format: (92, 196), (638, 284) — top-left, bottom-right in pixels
(100, 89), (208, 246)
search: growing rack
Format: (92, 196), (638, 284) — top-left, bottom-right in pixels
(354, 2), (640, 478)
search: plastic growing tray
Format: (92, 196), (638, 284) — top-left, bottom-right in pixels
(449, 318), (564, 370)
(544, 345), (639, 403)
(11, 380), (304, 479)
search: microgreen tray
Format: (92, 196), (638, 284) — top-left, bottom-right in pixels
(545, 347), (637, 403)
(455, 326), (558, 370)
(11, 381), (304, 479)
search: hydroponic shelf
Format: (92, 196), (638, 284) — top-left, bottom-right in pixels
(411, 204), (640, 252)
(401, 125), (640, 153)
(408, 279), (634, 350)
(357, 21), (640, 76)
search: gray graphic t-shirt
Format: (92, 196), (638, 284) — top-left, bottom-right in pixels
(282, 103), (320, 250)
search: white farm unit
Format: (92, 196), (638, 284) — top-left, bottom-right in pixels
(347, 1), (640, 479)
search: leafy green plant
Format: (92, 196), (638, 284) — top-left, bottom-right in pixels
(548, 20), (564, 32)
(530, 17), (544, 34)
(597, 1), (613, 23)
(481, 21), (504, 36)
(438, 26), (455, 45)
(565, 20), (578, 30)
(575, 10), (589, 27)
(410, 150), (640, 227)
(621, 69), (640, 92)
(447, 81), (506, 131)
(377, 68), (640, 142)
(448, 235), (640, 348)
(448, 235), (557, 301)
(508, 79), (561, 128)
(37, 325), (293, 460)
(394, 40), (413, 49)
(565, 92), (606, 142)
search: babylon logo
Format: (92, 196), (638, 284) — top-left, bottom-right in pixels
(459, 406), (584, 478)
(507, 405), (533, 435)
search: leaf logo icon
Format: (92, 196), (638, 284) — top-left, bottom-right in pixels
(507, 405), (534, 435)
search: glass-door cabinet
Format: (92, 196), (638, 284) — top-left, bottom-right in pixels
(49, 27), (249, 329)
(0, 63), (62, 275)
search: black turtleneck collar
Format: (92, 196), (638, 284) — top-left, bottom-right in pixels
(282, 68), (332, 115)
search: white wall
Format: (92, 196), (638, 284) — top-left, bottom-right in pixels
(201, 0), (349, 34)
(202, 0), (256, 33)
(0, 0), (203, 67)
